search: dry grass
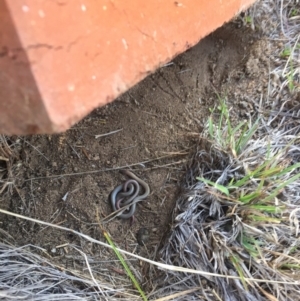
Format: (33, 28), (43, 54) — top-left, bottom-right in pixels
(248, 0), (300, 103)
(0, 0), (299, 300)
(158, 116), (300, 300)
(0, 242), (141, 301)
(0, 134), (14, 195)
(156, 1), (300, 300)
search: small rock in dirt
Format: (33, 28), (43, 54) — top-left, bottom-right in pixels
(239, 101), (248, 109)
(137, 227), (150, 246)
(246, 57), (260, 76)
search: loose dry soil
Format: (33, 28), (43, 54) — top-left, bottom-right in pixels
(0, 20), (274, 290)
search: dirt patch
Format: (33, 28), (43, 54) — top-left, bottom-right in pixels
(1, 21), (271, 288)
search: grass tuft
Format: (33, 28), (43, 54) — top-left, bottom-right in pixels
(159, 96), (300, 300)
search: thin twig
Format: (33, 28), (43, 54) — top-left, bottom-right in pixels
(23, 139), (49, 161)
(153, 288), (200, 301)
(70, 245), (106, 299)
(66, 140), (81, 158)
(24, 153), (188, 182)
(95, 128), (123, 139)
(0, 208), (298, 286)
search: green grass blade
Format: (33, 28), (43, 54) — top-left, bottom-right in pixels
(262, 172), (300, 203)
(239, 191), (261, 203)
(208, 117), (214, 138)
(218, 101), (224, 130)
(233, 159), (273, 188)
(247, 204), (283, 213)
(230, 255), (248, 289)
(236, 120), (259, 154)
(273, 162), (300, 178)
(239, 178), (264, 203)
(197, 177), (229, 196)
(256, 166), (283, 178)
(242, 235), (259, 258)
(247, 215), (281, 223)
(103, 231), (148, 301)
(231, 120), (247, 137)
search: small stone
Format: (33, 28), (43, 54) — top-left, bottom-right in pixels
(137, 228), (150, 246)
(239, 101), (248, 109)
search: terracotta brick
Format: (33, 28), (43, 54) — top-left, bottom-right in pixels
(0, 0), (256, 134)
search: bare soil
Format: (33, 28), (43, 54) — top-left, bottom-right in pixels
(0, 21), (271, 289)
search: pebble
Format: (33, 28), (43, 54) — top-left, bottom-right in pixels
(137, 228), (150, 246)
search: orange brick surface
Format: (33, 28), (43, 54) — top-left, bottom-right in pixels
(0, 0), (256, 134)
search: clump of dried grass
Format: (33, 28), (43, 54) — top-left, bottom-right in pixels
(156, 2), (300, 300)
(0, 242), (142, 301)
(0, 135), (12, 160)
(0, 134), (14, 195)
(0, 243), (100, 300)
(158, 111), (300, 300)
(247, 0), (300, 104)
